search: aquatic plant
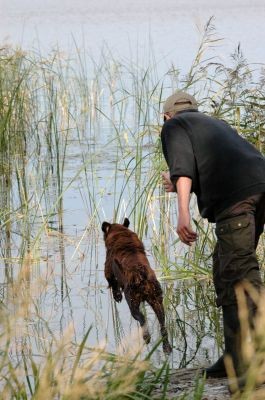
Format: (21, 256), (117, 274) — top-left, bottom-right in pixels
(0, 16), (264, 399)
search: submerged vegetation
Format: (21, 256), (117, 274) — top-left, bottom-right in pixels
(0, 19), (264, 398)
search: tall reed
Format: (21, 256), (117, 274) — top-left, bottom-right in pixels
(0, 17), (264, 399)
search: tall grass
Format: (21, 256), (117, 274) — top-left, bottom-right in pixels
(0, 17), (264, 399)
(222, 283), (265, 399)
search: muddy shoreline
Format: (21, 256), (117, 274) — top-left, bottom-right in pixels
(153, 368), (230, 399)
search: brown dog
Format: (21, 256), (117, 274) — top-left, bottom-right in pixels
(101, 218), (172, 354)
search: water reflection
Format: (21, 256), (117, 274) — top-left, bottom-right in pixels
(0, 37), (250, 379)
(0, 212), (221, 369)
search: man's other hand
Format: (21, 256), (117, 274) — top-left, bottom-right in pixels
(161, 171), (175, 192)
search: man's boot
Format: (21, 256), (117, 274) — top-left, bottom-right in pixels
(204, 354), (227, 378)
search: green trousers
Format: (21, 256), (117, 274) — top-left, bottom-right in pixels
(213, 193), (265, 307)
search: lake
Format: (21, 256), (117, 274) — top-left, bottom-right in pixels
(0, 0), (264, 395)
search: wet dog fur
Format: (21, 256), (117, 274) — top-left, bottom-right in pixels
(101, 218), (172, 354)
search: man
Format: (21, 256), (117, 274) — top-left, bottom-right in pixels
(160, 91), (265, 378)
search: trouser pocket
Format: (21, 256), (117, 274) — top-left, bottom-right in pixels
(215, 213), (255, 255)
(214, 213), (262, 307)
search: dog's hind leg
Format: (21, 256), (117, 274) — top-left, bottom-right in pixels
(125, 290), (151, 344)
(147, 297), (172, 354)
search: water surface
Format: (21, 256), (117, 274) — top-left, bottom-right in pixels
(0, 0), (264, 372)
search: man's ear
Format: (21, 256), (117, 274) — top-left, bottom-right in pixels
(164, 113), (172, 121)
(123, 218), (130, 228)
(102, 221), (111, 233)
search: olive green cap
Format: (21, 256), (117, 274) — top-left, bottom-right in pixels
(163, 91), (198, 115)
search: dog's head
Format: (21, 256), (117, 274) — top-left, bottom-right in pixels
(101, 218), (130, 241)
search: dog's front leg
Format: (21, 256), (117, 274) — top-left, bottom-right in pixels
(104, 258), (122, 302)
(111, 283), (122, 302)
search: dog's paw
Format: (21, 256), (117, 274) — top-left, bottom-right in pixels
(163, 342), (172, 355)
(113, 291), (123, 302)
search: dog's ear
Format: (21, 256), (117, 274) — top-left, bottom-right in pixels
(123, 218), (130, 228)
(102, 221), (111, 234)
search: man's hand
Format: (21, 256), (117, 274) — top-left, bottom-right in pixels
(177, 210), (197, 246)
(161, 171), (175, 192)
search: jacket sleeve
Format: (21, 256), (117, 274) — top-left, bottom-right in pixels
(161, 120), (196, 188)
